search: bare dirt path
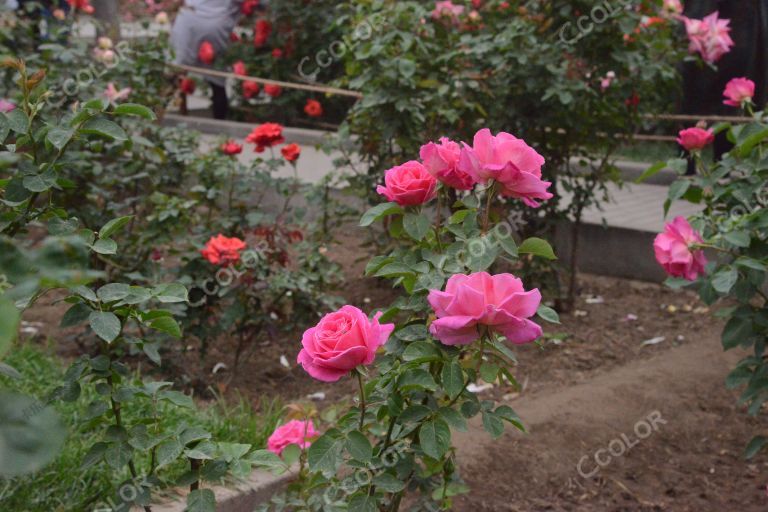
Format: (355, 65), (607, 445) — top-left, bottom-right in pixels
(454, 331), (767, 511)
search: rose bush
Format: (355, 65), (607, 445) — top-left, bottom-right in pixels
(642, 85), (768, 458)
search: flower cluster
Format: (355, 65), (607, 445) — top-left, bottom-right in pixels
(378, 128), (552, 208)
(244, 122), (302, 163)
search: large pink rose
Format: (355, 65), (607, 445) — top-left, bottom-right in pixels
(458, 129), (552, 207)
(297, 305), (395, 382)
(267, 420), (318, 456)
(420, 138), (476, 190)
(377, 161), (438, 206)
(676, 127), (714, 151)
(427, 272), (543, 346)
(723, 77), (755, 107)
(653, 216), (708, 281)
(681, 11), (734, 64)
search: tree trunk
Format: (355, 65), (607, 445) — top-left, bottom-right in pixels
(92, 0), (120, 41)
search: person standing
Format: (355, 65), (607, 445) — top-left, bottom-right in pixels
(170, 0), (243, 120)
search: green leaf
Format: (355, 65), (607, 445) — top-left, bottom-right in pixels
(105, 441), (132, 470)
(113, 103), (156, 120)
(247, 449), (287, 472)
(481, 410), (504, 438)
(6, 108), (29, 133)
(186, 489), (216, 512)
(346, 431), (372, 462)
(536, 305), (560, 324)
(99, 216), (133, 239)
(0, 113), (9, 143)
(349, 492), (376, 512)
(22, 170), (57, 192)
(419, 418), (451, 459)
(634, 161), (666, 183)
(158, 390), (194, 408)
(0, 391), (66, 477)
(372, 473), (405, 492)
(403, 341), (441, 363)
(712, 268), (738, 294)
(152, 283), (188, 303)
(667, 180), (691, 203)
(60, 303), (91, 328)
(307, 430), (345, 478)
(398, 368), (438, 391)
(89, 311), (121, 343)
(0, 297), (20, 359)
(518, 237), (556, 260)
(148, 316), (182, 338)
(97, 283), (131, 303)
(90, 238), (117, 255)
(479, 363), (499, 383)
(745, 435), (768, 459)
(724, 231), (751, 248)
(156, 438), (183, 468)
(722, 316), (752, 350)
(46, 128), (74, 150)
(738, 128), (768, 158)
(80, 117), (128, 141)
(359, 202), (402, 227)
(441, 361), (464, 399)
(403, 212), (431, 241)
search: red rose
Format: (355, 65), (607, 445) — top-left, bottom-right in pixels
(272, 48), (284, 59)
(241, 0), (259, 16)
(254, 20), (272, 47)
(67, 0), (94, 14)
(281, 143), (301, 162)
(220, 140), (243, 155)
(198, 41), (215, 65)
(243, 80), (261, 99)
(200, 235), (246, 266)
(233, 61), (247, 75)
(264, 84), (282, 97)
(179, 77), (196, 94)
(230, 32), (241, 43)
(304, 99), (323, 118)
(677, 127), (714, 151)
(246, 122), (285, 152)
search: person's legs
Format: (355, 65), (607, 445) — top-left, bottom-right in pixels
(210, 82), (228, 120)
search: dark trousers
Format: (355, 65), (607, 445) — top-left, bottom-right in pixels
(210, 83), (228, 120)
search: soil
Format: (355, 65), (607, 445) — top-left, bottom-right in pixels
(18, 236), (767, 511)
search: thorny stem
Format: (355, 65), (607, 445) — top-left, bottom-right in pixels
(482, 181), (497, 234)
(356, 369), (366, 431)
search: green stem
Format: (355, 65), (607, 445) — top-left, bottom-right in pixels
(482, 181), (497, 234)
(356, 370), (366, 431)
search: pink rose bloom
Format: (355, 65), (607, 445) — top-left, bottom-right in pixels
(297, 305), (395, 382)
(377, 161), (438, 206)
(419, 137), (476, 190)
(431, 1), (464, 24)
(0, 99), (15, 113)
(103, 83), (131, 103)
(428, 272), (543, 346)
(267, 420), (318, 456)
(653, 216), (708, 281)
(723, 77), (755, 107)
(676, 127), (714, 151)
(662, 0), (682, 15)
(458, 128), (552, 207)
(681, 12), (734, 64)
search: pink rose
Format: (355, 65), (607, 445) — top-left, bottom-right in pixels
(681, 12), (734, 64)
(297, 305), (395, 382)
(458, 128), (552, 207)
(103, 83), (131, 103)
(676, 127), (714, 151)
(376, 161), (438, 206)
(431, 1), (464, 25)
(0, 99), (15, 113)
(723, 77), (755, 107)
(420, 138), (476, 190)
(662, 0), (682, 16)
(428, 272), (543, 346)
(653, 216), (708, 281)
(267, 420), (318, 456)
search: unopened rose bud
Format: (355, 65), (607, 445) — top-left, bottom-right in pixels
(97, 37), (113, 50)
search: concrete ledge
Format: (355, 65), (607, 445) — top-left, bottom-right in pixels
(150, 467), (295, 512)
(568, 157), (678, 186)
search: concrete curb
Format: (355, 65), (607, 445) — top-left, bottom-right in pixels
(162, 114), (331, 146)
(149, 467), (295, 512)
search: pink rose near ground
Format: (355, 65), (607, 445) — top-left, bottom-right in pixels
(458, 128), (552, 207)
(420, 137), (476, 190)
(377, 161), (438, 206)
(653, 216), (708, 281)
(680, 11), (734, 64)
(677, 127), (715, 151)
(200, 234), (247, 266)
(0, 99), (15, 113)
(267, 420), (318, 456)
(297, 305), (395, 382)
(428, 272), (543, 346)
(723, 77), (755, 107)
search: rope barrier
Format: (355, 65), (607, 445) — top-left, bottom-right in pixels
(167, 62), (364, 99)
